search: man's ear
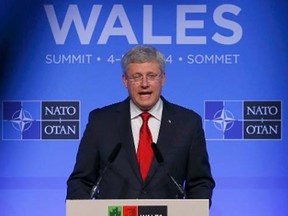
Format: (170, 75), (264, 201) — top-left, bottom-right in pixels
(122, 74), (128, 88)
(161, 72), (166, 86)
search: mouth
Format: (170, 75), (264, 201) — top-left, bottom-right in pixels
(138, 91), (152, 98)
(139, 91), (152, 95)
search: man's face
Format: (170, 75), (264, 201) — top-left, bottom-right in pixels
(122, 61), (165, 111)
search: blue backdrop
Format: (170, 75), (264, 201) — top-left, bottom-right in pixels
(1, 0), (287, 216)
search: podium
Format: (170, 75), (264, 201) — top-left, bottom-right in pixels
(66, 199), (209, 216)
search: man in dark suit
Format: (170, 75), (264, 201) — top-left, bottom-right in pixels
(66, 46), (215, 203)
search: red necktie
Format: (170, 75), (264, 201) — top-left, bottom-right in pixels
(137, 112), (153, 181)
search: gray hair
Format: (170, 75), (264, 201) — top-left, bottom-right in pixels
(121, 46), (165, 73)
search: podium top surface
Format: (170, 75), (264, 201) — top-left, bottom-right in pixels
(66, 199), (209, 216)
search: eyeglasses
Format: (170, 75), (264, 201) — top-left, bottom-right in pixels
(125, 72), (162, 83)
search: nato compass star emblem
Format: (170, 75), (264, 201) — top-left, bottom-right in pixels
(212, 108), (235, 132)
(11, 108), (33, 134)
(2, 101), (41, 140)
(204, 101), (243, 140)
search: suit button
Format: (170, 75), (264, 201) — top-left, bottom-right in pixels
(141, 190), (147, 195)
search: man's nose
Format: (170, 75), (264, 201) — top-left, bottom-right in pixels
(140, 76), (149, 86)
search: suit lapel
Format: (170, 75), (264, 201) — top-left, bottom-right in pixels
(156, 100), (176, 157)
(146, 98), (176, 183)
(116, 98), (142, 182)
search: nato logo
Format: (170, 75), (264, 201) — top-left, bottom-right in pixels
(204, 101), (281, 140)
(2, 101), (80, 140)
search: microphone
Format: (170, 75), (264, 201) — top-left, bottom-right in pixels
(151, 142), (186, 199)
(90, 143), (122, 199)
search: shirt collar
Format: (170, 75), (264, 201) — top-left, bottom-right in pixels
(130, 98), (163, 121)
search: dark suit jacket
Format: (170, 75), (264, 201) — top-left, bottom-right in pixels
(66, 97), (215, 200)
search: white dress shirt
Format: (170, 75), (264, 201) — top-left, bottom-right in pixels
(130, 99), (163, 151)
